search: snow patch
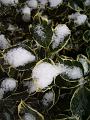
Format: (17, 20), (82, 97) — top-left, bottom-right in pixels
(57, 63), (83, 80)
(42, 91), (54, 107)
(24, 113), (36, 120)
(24, 80), (37, 94)
(1, 78), (17, 92)
(48, 0), (63, 8)
(52, 24), (71, 49)
(0, 0), (18, 6)
(32, 62), (59, 89)
(4, 47), (35, 68)
(21, 6), (31, 22)
(68, 12), (87, 26)
(27, 0), (38, 9)
(0, 34), (10, 49)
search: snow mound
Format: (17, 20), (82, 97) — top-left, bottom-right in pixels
(32, 62), (59, 89)
(68, 12), (87, 26)
(4, 47), (35, 68)
(57, 63), (83, 80)
(1, 78), (17, 92)
(52, 24), (71, 49)
(21, 6), (31, 22)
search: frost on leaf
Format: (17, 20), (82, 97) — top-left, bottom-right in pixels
(51, 24), (71, 49)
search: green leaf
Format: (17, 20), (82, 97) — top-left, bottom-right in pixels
(68, 0), (84, 11)
(86, 46), (90, 60)
(18, 100), (44, 120)
(70, 87), (90, 120)
(83, 30), (90, 43)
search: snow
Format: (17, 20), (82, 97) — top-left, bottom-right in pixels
(21, 6), (31, 22)
(4, 47), (36, 68)
(0, 34), (10, 49)
(27, 0), (38, 9)
(52, 24), (71, 49)
(84, 0), (90, 6)
(68, 12), (87, 26)
(57, 63), (83, 80)
(38, 0), (48, 5)
(34, 24), (46, 40)
(32, 62), (59, 89)
(48, 0), (63, 8)
(0, 0), (18, 6)
(24, 113), (36, 120)
(42, 91), (54, 107)
(1, 78), (17, 92)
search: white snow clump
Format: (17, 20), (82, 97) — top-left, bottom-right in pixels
(27, 0), (38, 9)
(0, 34), (10, 49)
(68, 12), (87, 26)
(4, 47), (35, 68)
(1, 78), (17, 92)
(57, 63), (83, 80)
(48, 0), (63, 8)
(52, 24), (71, 49)
(0, 0), (18, 6)
(32, 62), (59, 89)
(21, 5), (31, 22)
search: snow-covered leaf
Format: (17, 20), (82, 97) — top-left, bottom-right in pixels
(30, 22), (53, 48)
(18, 100), (44, 120)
